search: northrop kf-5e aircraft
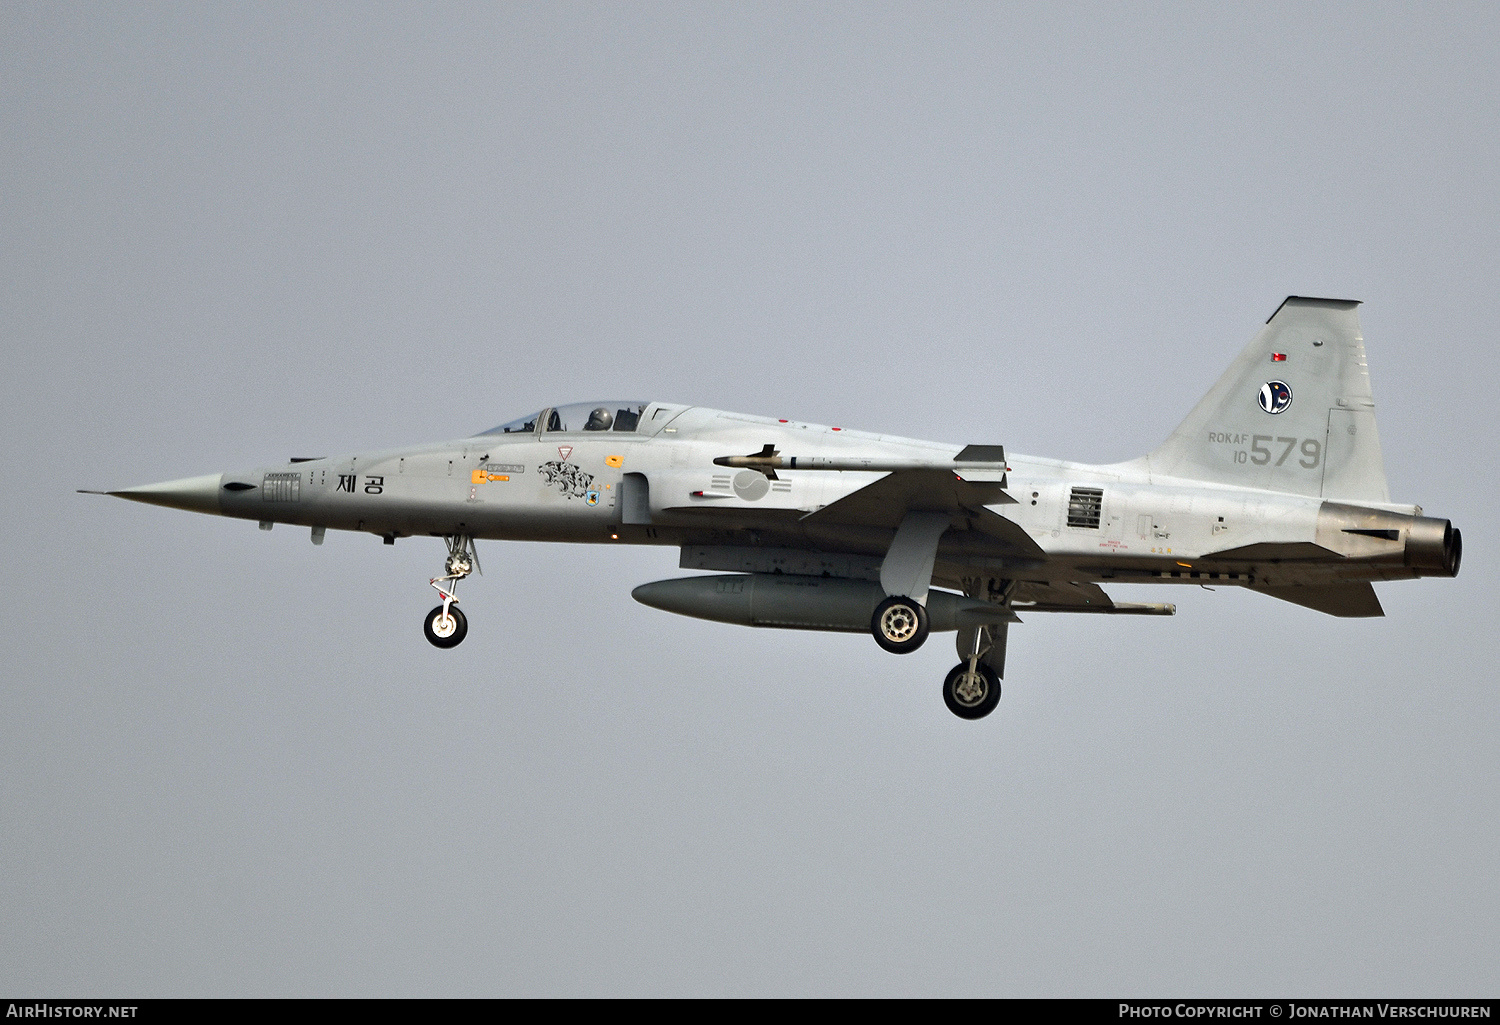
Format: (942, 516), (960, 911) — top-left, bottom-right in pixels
(90, 298), (1460, 719)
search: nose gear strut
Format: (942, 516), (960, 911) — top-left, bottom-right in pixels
(943, 578), (1014, 719)
(425, 535), (479, 648)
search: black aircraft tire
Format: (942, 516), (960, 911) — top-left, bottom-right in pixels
(424, 605), (468, 648)
(943, 662), (1001, 720)
(871, 595), (929, 654)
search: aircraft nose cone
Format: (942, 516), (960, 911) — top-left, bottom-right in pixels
(106, 473), (225, 515)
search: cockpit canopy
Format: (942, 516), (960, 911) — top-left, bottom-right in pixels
(482, 401), (649, 436)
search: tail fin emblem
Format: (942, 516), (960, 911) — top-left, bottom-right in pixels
(1259, 380), (1293, 414)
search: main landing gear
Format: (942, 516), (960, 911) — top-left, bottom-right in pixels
(424, 535), (478, 649)
(871, 595), (929, 654)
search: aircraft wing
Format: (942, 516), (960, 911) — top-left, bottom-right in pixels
(968, 505), (1048, 558)
(1008, 579), (1176, 615)
(1013, 579), (1115, 609)
(801, 469), (1044, 558)
(801, 469), (1011, 527)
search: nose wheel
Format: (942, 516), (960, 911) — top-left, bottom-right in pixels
(424, 534), (478, 649)
(424, 604), (468, 648)
(943, 661), (1000, 719)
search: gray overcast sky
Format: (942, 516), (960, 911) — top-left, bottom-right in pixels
(2, 2), (1497, 997)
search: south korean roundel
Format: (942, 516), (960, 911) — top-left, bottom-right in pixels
(1259, 380), (1292, 414)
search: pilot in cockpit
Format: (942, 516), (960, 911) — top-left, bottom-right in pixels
(585, 407), (614, 431)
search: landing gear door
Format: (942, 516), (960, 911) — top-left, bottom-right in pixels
(620, 473), (651, 525)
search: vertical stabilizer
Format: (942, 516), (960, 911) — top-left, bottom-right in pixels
(1146, 297), (1390, 502)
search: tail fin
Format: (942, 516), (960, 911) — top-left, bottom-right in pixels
(1146, 297), (1390, 502)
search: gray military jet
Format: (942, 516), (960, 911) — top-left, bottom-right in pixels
(88, 298), (1460, 719)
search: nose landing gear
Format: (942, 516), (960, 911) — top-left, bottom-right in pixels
(943, 661), (1000, 720)
(424, 535), (478, 649)
(424, 603), (468, 648)
(944, 593), (1012, 719)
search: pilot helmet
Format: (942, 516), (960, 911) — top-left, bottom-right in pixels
(585, 407), (614, 431)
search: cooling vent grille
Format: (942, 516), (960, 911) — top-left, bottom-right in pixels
(1067, 487), (1103, 529)
(262, 472), (301, 503)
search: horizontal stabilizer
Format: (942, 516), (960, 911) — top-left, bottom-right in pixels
(1255, 582), (1384, 618)
(1204, 541), (1340, 562)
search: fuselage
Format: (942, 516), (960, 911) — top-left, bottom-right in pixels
(209, 400), (1456, 597)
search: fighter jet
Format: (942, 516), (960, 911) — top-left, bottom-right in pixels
(87, 298), (1460, 719)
